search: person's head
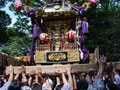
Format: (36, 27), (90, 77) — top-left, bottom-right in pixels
(32, 83), (42, 90)
(0, 78), (4, 88)
(21, 86), (32, 90)
(0, 67), (6, 75)
(77, 79), (88, 90)
(55, 84), (63, 90)
(115, 63), (120, 75)
(42, 78), (54, 89)
(106, 82), (119, 90)
(8, 80), (21, 90)
(115, 68), (120, 75)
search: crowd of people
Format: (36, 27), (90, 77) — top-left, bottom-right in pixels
(0, 56), (120, 90)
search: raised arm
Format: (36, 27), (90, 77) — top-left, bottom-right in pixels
(62, 72), (67, 84)
(97, 56), (106, 79)
(0, 65), (14, 90)
(14, 68), (22, 81)
(72, 73), (77, 90)
(66, 64), (73, 87)
(28, 70), (35, 86)
(56, 76), (61, 85)
(87, 56), (106, 90)
(21, 65), (27, 83)
(35, 75), (39, 84)
(36, 67), (46, 84)
(106, 62), (116, 82)
(46, 78), (52, 90)
(8, 65), (14, 83)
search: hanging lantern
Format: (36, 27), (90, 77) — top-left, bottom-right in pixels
(14, 0), (23, 11)
(90, 0), (98, 6)
(40, 33), (47, 43)
(68, 30), (76, 41)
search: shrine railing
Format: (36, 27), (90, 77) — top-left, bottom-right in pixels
(36, 34), (78, 51)
(36, 44), (51, 51)
(62, 43), (78, 50)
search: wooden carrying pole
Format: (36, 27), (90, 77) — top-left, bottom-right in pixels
(7, 62), (120, 74)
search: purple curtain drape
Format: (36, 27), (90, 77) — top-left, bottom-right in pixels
(82, 48), (89, 62)
(79, 36), (89, 62)
(24, 9), (41, 63)
(30, 24), (39, 63)
(78, 21), (89, 62)
(30, 38), (35, 63)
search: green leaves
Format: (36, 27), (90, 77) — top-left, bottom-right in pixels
(0, 0), (6, 8)
(0, 10), (11, 43)
(0, 10), (11, 28)
(1, 37), (31, 57)
(85, 1), (120, 61)
(0, 0), (14, 8)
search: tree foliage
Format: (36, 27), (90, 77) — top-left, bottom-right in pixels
(85, 1), (120, 61)
(0, 0), (31, 56)
(0, 0), (14, 8)
(1, 37), (31, 56)
(0, 10), (11, 43)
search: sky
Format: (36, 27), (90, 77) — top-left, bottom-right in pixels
(1, 2), (17, 27)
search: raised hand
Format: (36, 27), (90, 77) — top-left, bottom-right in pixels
(30, 70), (35, 76)
(6, 65), (14, 75)
(66, 64), (72, 72)
(98, 55), (107, 68)
(7, 65), (14, 83)
(8, 65), (14, 73)
(97, 55), (107, 79)
(55, 68), (62, 74)
(16, 68), (22, 75)
(21, 65), (26, 73)
(36, 67), (42, 75)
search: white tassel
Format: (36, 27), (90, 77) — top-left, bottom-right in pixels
(79, 48), (84, 60)
(41, 18), (43, 23)
(62, 0), (65, 8)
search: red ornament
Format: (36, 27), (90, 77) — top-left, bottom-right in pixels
(14, 0), (23, 11)
(68, 30), (76, 41)
(40, 33), (47, 43)
(90, 0), (97, 6)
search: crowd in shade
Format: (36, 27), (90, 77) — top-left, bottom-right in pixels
(0, 56), (120, 90)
